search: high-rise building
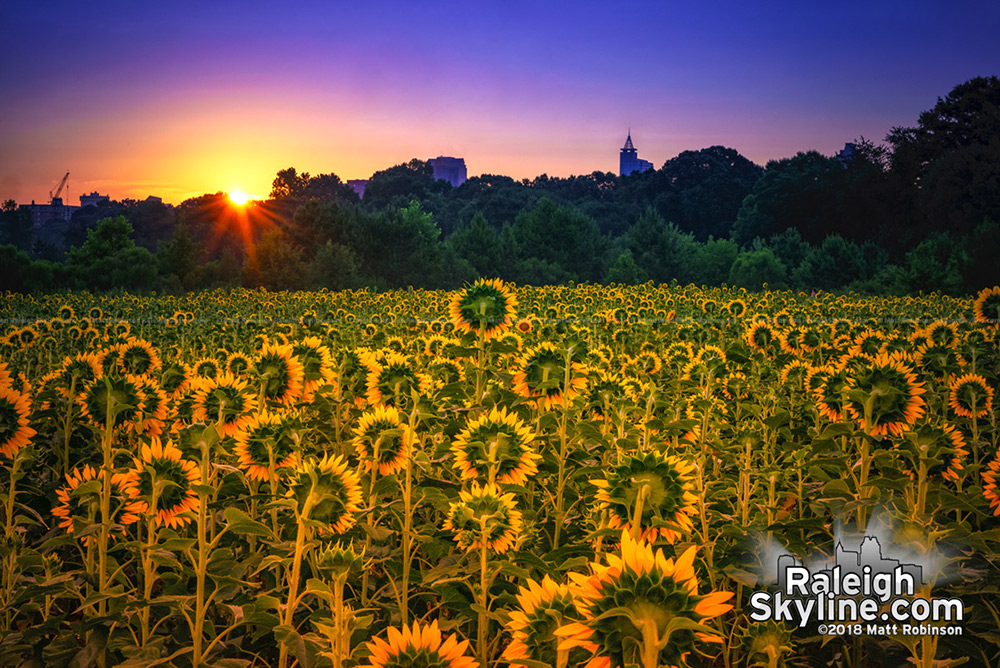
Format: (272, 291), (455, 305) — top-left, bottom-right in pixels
(429, 156), (467, 187)
(80, 191), (110, 207)
(347, 180), (368, 199)
(620, 132), (653, 176)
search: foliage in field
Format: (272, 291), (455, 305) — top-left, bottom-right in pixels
(0, 282), (999, 668)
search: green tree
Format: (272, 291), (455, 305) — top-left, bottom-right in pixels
(963, 220), (1000, 291)
(732, 151), (844, 245)
(362, 159), (445, 212)
(690, 238), (738, 285)
(901, 233), (969, 294)
(766, 228), (811, 275)
(625, 207), (698, 284)
(309, 241), (362, 290)
(0, 199), (34, 252)
(792, 236), (866, 291)
(65, 216), (157, 291)
(270, 167), (310, 200)
(652, 146), (763, 240)
(728, 248), (786, 289)
(512, 198), (607, 283)
(244, 228), (310, 291)
(605, 249), (647, 285)
(348, 201), (445, 288)
(156, 222), (201, 291)
(447, 212), (503, 278)
(887, 76), (1000, 236)
(0, 244), (58, 293)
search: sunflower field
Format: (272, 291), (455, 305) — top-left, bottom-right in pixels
(1, 281), (1000, 668)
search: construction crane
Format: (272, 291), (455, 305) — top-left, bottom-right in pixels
(49, 171), (69, 203)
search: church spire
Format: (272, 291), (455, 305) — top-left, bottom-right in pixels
(623, 130), (635, 151)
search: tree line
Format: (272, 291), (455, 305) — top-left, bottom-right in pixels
(2, 76), (998, 294)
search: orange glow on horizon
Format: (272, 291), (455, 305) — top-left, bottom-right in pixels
(228, 190), (253, 206)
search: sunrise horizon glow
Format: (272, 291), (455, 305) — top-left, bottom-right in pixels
(3, 1), (997, 206)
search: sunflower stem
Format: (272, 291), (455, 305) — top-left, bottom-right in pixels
(639, 618), (661, 668)
(552, 346), (572, 550)
(630, 483), (650, 540)
(140, 484), (161, 648)
(399, 409), (417, 625)
(478, 516), (490, 668)
(361, 437), (380, 609)
(62, 374), (77, 476)
(95, 386), (116, 668)
(192, 430), (214, 667)
(279, 495), (316, 668)
(1, 451), (22, 634)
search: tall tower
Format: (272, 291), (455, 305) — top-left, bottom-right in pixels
(620, 131), (653, 176)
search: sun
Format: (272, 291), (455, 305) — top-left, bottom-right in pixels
(228, 190), (253, 206)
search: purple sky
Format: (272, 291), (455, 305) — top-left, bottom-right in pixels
(2, 1), (997, 204)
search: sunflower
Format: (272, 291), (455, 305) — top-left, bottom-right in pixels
(96, 345), (123, 375)
(511, 343), (587, 410)
(353, 404), (413, 476)
(850, 329), (886, 358)
(973, 286), (1000, 325)
(292, 336), (336, 402)
(427, 357), (465, 388)
(745, 321), (779, 353)
(0, 386), (35, 459)
(361, 619), (478, 668)
(896, 423), (967, 482)
(121, 437), (200, 529)
(443, 482), (523, 554)
(779, 359), (811, 390)
(52, 464), (137, 546)
(681, 345), (727, 381)
(364, 352), (430, 408)
(160, 361), (191, 399)
(585, 371), (633, 419)
(118, 338), (161, 376)
(923, 321), (959, 348)
(134, 375), (169, 437)
(451, 406), (539, 486)
(592, 449), (697, 544)
(192, 373), (257, 438)
(77, 375), (145, 434)
(256, 343), (305, 406)
(286, 454), (362, 534)
(844, 353), (926, 438)
(555, 530), (733, 668)
(225, 351), (253, 376)
(233, 410), (301, 482)
(192, 357), (221, 379)
(724, 298), (747, 319)
(56, 353), (103, 395)
(813, 365), (850, 423)
(662, 342), (693, 370)
(913, 342), (966, 382)
(948, 373), (994, 419)
(983, 450), (1000, 516)
(449, 278), (518, 341)
(502, 575), (588, 668)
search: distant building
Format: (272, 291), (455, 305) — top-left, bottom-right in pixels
(347, 179), (368, 199)
(620, 132), (654, 176)
(20, 198), (77, 228)
(79, 191), (110, 207)
(429, 156), (467, 187)
(837, 142), (857, 166)
(144, 195), (163, 205)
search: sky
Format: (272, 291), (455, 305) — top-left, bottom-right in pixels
(1, 1), (997, 205)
